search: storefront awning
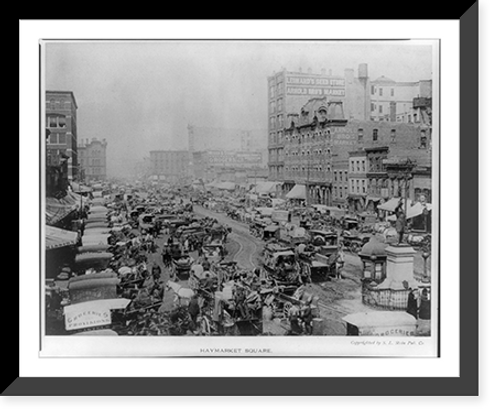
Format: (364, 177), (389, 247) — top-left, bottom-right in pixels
(406, 202), (432, 219)
(46, 225), (79, 250)
(286, 184), (306, 200)
(377, 197), (412, 212)
(71, 181), (92, 193)
(46, 197), (78, 225)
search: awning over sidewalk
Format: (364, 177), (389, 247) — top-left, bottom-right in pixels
(406, 202), (432, 219)
(286, 184), (306, 200)
(46, 225), (79, 250)
(377, 198), (412, 212)
(254, 181), (281, 195)
(46, 197), (78, 225)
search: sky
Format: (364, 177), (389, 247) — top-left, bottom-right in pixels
(44, 40), (435, 178)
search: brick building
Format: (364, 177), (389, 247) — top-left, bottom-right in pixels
(267, 65), (371, 181)
(150, 150), (191, 183)
(281, 96), (432, 208)
(45, 91), (78, 181)
(77, 138), (107, 182)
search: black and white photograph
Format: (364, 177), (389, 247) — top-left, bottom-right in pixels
(41, 39), (439, 357)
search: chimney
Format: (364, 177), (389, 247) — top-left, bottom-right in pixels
(358, 63), (368, 79)
(328, 101), (345, 120)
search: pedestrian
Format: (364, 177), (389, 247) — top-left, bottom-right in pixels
(406, 288), (419, 319)
(300, 297), (314, 335)
(188, 293), (200, 329)
(335, 244), (345, 279)
(151, 262), (162, 281)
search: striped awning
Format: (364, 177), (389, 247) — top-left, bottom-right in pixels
(46, 225), (79, 250)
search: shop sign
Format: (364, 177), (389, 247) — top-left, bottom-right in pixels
(64, 304), (112, 331)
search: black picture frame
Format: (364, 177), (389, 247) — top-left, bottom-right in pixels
(9, 8), (479, 396)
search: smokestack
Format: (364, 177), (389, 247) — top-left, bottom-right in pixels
(358, 63), (368, 79)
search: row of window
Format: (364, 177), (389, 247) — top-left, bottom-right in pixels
(349, 179), (368, 195)
(285, 165), (348, 179)
(269, 98), (284, 114)
(47, 115), (67, 129)
(47, 133), (67, 145)
(46, 100), (72, 110)
(350, 159), (366, 173)
(371, 86), (395, 97)
(283, 128), (391, 143)
(270, 115), (285, 129)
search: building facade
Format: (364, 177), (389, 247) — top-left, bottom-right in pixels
(77, 138), (108, 182)
(45, 91), (78, 181)
(281, 96), (432, 208)
(150, 150), (191, 183)
(268, 65), (371, 181)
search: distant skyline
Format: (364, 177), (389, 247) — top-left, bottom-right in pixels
(44, 40), (435, 178)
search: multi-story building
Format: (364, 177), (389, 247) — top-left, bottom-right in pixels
(45, 91), (78, 181)
(348, 149), (368, 212)
(150, 150), (190, 183)
(281, 96), (433, 208)
(364, 146), (390, 212)
(77, 138), (107, 182)
(268, 65), (371, 181)
(370, 77), (432, 123)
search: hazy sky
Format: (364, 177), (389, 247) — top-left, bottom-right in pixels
(44, 40), (434, 177)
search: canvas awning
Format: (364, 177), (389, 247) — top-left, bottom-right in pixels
(406, 202), (432, 219)
(286, 184), (306, 200)
(45, 197), (78, 225)
(254, 181), (280, 195)
(45, 225), (79, 250)
(377, 198), (412, 212)
(71, 181), (92, 193)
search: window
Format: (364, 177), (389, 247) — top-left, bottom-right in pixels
(379, 105), (383, 113)
(371, 86), (375, 95)
(48, 116), (57, 128)
(373, 129), (378, 141)
(58, 133), (66, 144)
(356, 160), (360, 172)
(391, 88), (394, 96)
(358, 128), (364, 141)
(391, 129), (396, 142)
(362, 160), (366, 172)
(334, 171), (338, 182)
(371, 103), (375, 112)
(379, 88), (383, 96)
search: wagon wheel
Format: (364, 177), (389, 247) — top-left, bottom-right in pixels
(283, 301), (294, 318)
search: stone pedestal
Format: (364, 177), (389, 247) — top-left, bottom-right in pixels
(385, 244), (417, 285)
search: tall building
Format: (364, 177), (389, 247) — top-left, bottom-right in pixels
(45, 91), (78, 181)
(77, 138), (108, 182)
(267, 65), (371, 181)
(150, 150), (190, 183)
